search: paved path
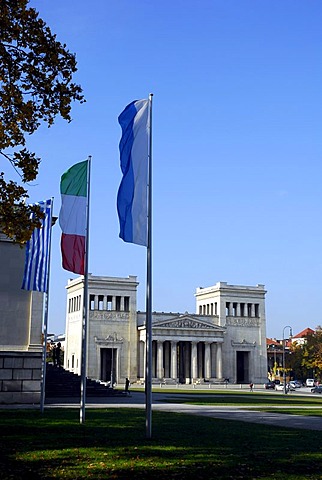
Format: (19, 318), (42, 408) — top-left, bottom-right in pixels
(44, 391), (322, 431)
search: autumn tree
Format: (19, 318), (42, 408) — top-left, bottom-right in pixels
(0, 0), (84, 243)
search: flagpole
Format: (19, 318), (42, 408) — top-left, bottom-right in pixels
(146, 93), (153, 439)
(40, 197), (54, 414)
(80, 156), (91, 424)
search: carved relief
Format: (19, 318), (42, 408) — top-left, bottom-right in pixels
(156, 318), (214, 329)
(226, 317), (259, 327)
(90, 311), (129, 321)
(94, 332), (123, 344)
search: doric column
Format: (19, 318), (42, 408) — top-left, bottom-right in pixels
(216, 342), (223, 379)
(94, 295), (98, 310)
(112, 296), (116, 311)
(191, 342), (198, 380)
(139, 341), (145, 378)
(103, 296), (107, 311)
(157, 341), (163, 379)
(237, 303), (241, 316)
(251, 303), (255, 317)
(204, 342), (211, 379)
(120, 297), (125, 311)
(229, 302), (233, 316)
(171, 341), (177, 379)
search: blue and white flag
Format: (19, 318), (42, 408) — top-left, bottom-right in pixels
(22, 199), (53, 292)
(117, 99), (149, 246)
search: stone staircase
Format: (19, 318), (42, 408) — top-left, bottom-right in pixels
(45, 364), (126, 398)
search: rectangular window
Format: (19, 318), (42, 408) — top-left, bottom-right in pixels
(106, 296), (112, 310)
(116, 296), (121, 311)
(90, 295), (95, 310)
(124, 296), (130, 312)
(98, 295), (104, 311)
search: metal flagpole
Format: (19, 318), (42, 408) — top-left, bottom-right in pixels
(40, 197), (54, 414)
(80, 156), (92, 424)
(145, 94), (153, 439)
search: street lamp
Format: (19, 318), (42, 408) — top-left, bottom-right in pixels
(282, 326), (292, 394)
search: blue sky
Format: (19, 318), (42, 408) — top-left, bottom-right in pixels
(7, 1), (322, 338)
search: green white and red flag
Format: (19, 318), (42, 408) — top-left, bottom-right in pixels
(59, 160), (88, 274)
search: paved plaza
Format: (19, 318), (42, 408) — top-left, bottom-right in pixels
(44, 389), (322, 431)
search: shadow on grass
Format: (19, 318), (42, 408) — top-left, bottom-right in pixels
(0, 408), (321, 479)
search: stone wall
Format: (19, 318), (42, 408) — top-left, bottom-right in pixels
(0, 352), (42, 404)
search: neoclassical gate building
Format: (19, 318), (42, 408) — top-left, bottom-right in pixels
(64, 275), (267, 385)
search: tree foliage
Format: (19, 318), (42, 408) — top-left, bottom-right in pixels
(0, 0), (84, 243)
(289, 327), (322, 380)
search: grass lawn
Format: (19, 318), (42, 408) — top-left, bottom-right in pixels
(1, 407), (322, 479)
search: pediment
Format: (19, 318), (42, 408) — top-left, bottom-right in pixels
(152, 314), (224, 332)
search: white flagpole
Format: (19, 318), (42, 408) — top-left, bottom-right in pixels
(145, 94), (153, 439)
(40, 197), (54, 414)
(80, 156), (92, 424)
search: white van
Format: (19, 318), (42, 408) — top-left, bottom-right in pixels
(306, 378), (315, 387)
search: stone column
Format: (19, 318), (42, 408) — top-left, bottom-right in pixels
(94, 295), (98, 310)
(251, 303), (255, 317)
(164, 342), (170, 377)
(228, 302), (233, 316)
(216, 342), (223, 379)
(139, 341), (145, 378)
(120, 297), (125, 311)
(204, 342), (211, 379)
(157, 341), (163, 379)
(237, 303), (241, 316)
(112, 296), (116, 311)
(103, 296), (107, 311)
(191, 342), (198, 380)
(171, 341), (177, 380)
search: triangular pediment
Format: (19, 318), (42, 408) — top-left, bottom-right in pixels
(152, 314), (224, 332)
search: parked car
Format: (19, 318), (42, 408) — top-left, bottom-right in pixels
(311, 386), (322, 394)
(275, 383), (294, 392)
(275, 383), (287, 391)
(306, 378), (315, 387)
(289, 381), (301, 389)
(264, 381), (276, 390)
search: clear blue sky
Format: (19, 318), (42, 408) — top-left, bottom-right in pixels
(9, 0), (322, 338)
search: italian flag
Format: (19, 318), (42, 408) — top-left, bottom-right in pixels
(59, 160), (88, 275)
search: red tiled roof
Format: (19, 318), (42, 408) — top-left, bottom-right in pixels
(292, 327), (315, 339)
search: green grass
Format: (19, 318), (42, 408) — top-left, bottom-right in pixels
(157, 390), (322, 408)
(0, 408), (322, 479)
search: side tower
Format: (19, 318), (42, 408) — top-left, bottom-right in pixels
(195, 282), (267, 384)
(64, 274), (138, 384)
(0, 233), (44, 403)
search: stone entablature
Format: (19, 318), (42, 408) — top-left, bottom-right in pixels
(226, 316), (260, 327)
(89, 311), (130, 321)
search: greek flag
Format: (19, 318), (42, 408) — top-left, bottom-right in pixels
(21, 199), (53, 292)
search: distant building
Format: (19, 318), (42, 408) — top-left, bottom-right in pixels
(291, 327), (315, 346)
(64, 276), (268, 385)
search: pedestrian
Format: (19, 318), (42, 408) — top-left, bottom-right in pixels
(52, 345), (57, 366)
(56, 342), (61, 367)
(249, 382), (254, 392)
(125, 377), (130, 395)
